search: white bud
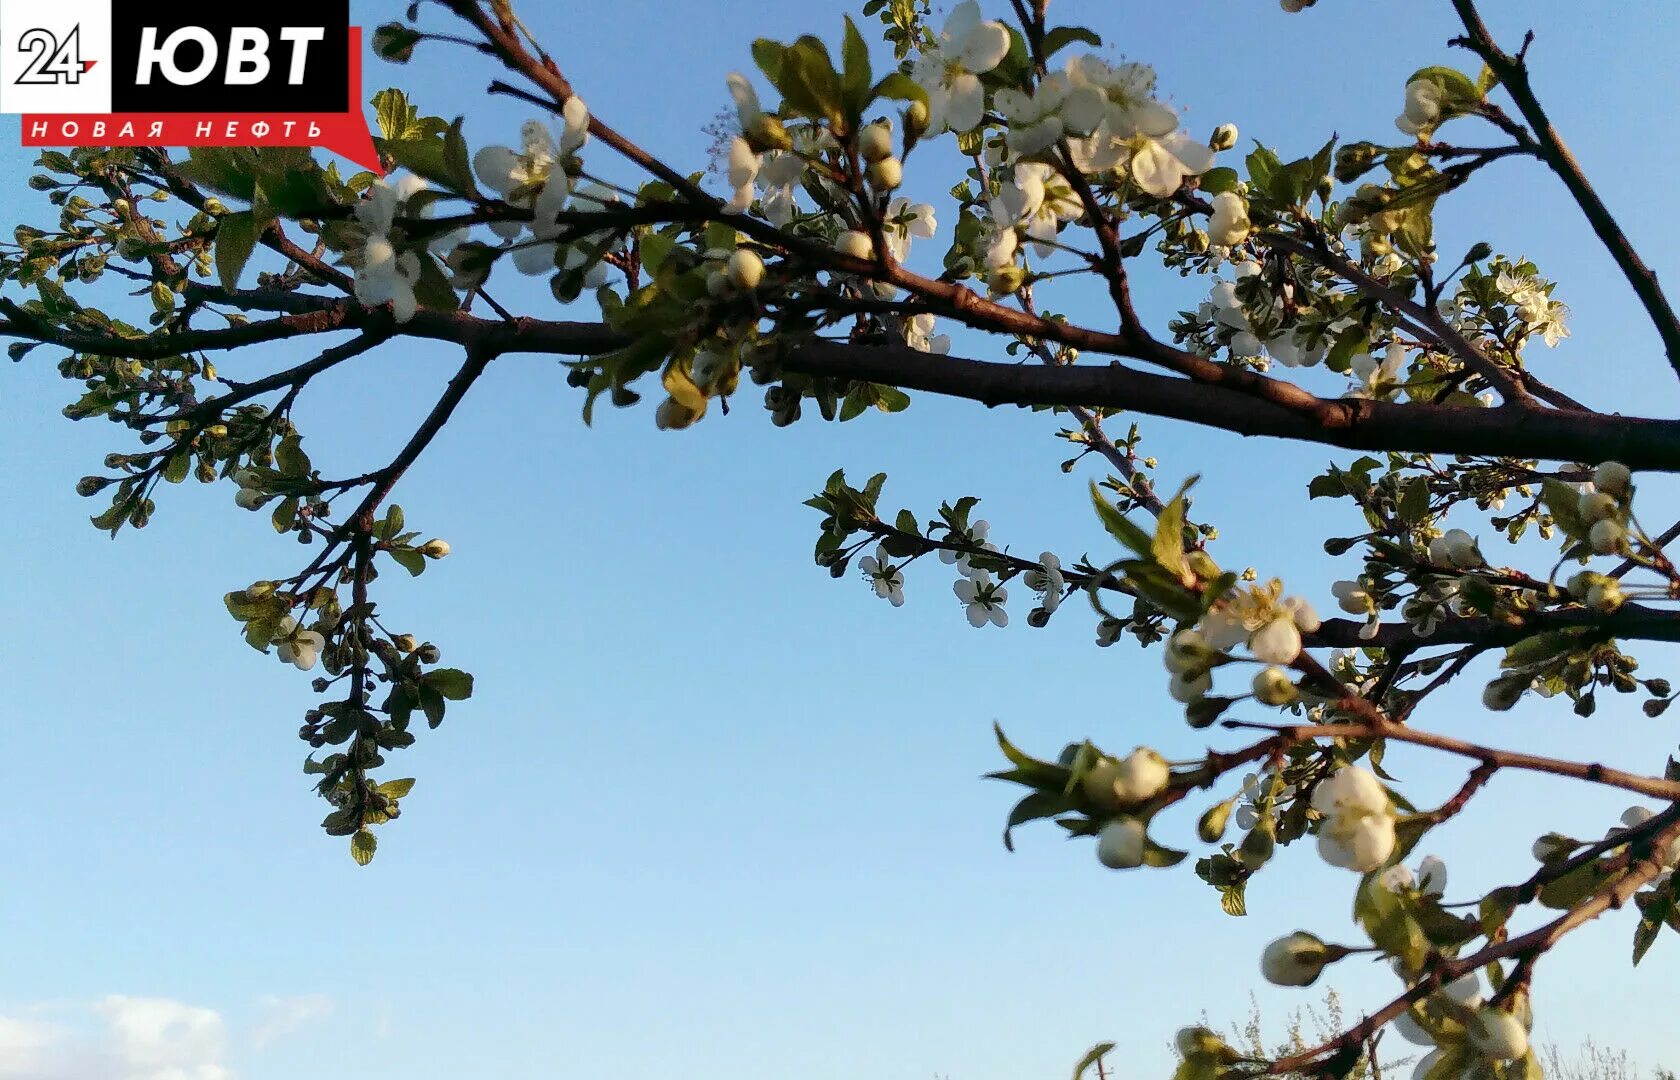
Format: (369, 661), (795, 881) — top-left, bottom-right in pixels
(1111, 748), (1170, 805)
(1593, 461), (1632, 499)
(1260, 932), (1330, 987)
(1578, 490), (1619, 524)
(866, 156), (903, 191)
(1095, 817), (1146, 869)
(421, 538), (450, 559)
(1586, 580), (1624, 613)
(1531, 832), (1576, 862)
(858, 123), (894, 163)
(1253, 666), (1298, 706)
(1466, 1008), (1529, 1061)
(1210, 123), (1239, 152)
(727, 248), (765, 292)
(835, 230), (874, 260)
(1589, 518), (1625, 555)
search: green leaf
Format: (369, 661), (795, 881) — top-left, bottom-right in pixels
(1041, 26), (1102, 59)
(750, 38), (784, 85)
(1542, 479), (1588, 540)
(350, 829), (377, 866)
(178, 148), (259, 201)
(1090, 482), (1152, 558)
(377, 777), (417, 799)
(1398, 475), (1431, 525)
(1143, 837), (1189, 868)
(991, 723), (1071, 789)
(871, 72), (926, 106)
(1219, 883), (1248, 917)
(1152, 483), (1193, 579)
(214, 211), (260, 290)
(372, 88), (422, 140)
(840, 16), (872, 117)
(390, 547), (426, 576)
(1003, 789), (1070, 851)
(1199, 167), (1239, 195)
(1071, 1043), (1115, 1080)
(426, 668), (474, 701)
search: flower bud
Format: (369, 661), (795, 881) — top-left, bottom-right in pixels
(420, 539), (451, 559)
(1482, 676), (1525, 712)
(727, 248), (765, 292)
(1260, 931), (1331, 987)
(1111, 748), (1171, 805)
(1209, 123), (1239, 152)
(835, 230), (874, 261)
(76, 475), (113, 497)
(903, 100), (930, 142)
(1589, 518), (1625, 555)
(655, 397), (700, 430)
(866, 156), (903, 191)
(1467, 1008), (1529, 1061)
(1080, 756), (1123, 811)
(234, 488), (268, 510)
(1531, 832), (1577, 862)
(1095, 817), (1146, 869)
(1198, 799), (1234, 843)
(745, 114), (793, 153)
(1333, 142), (1381, 183)
(1586, 579), (1624, 613)
(418, 643), (442, 664)
(1252, 666), (1298, 706)
(858, 123), (894, 163)
(1578, 490), (1619, 524)
(393, 633), (418, 653)
(1593, 461), (1632, 499)
(1239, 823), (1275, 868)
(244, 581), (275, 601)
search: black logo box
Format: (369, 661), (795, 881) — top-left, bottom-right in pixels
(111, 2), (350, 113)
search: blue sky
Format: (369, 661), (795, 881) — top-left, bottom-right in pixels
(3, 1), (1680, 1077)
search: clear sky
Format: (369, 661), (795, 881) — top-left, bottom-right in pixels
(3, 2), (1680, 1078)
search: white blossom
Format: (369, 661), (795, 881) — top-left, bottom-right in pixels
(1023, 551), (1065, 614)
(1110, 748), (1170, 805)
(1311, 766), (1396, 872)
(882, 197), (937, 261)
(858, 545), (906, 607)
(1207, 191), (1251, 247)
(910, 0), (1012, 134)
(905, 313), (951, 354)
(954, 570), (1008, 627)
(1349, 342), (1408, 399)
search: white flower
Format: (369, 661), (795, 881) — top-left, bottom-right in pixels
(1350, 342), (1408, 399)
(905, 313), (951, 354)
(1395, 79), (1444, 137)
(1265, 328), (1326, 368)
(954, 570), (1008, 627)
(1261, 932), (1330, 987)
(1023, 551), (1065, 614)
(1382, 854), (1447, 896)
(1428, 528), (1483, 569)
(727, 72), (764, 129)
(910, 1), (1012, 133)
(1333, 579), (1374, 613)
(276, 627), (325, 671)
(1164, 628), (1213, 674)
(1466, 1009), (1529, 1061)
(354, 236), (421, 323)
(994, 74), (1074, 155)
(882, 197), (937, 261)
(1531, 832), (1575, 862)
(1095, 817), (1147, 869)
(1250, 614), (1302, 665)
(991, 162), (1082, 256)
(725, 136), (760, 213)
(1111, 748), (1170, 804)
(1095, 618), (1122, 647)
(938, 519), (989, 571)
(858, 545), (906, 607)
(836, 230), (874, 261)
(1207, 191), (1251, 247)
(234, 487), (269, 510)
(1311, 766), (1396, 872)
(756, 149), (804, 227)
(1612, 806), (1680, 867)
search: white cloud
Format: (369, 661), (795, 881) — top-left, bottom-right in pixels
(0, 993), (331, 1080)
(249, 995), (331, 1050)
